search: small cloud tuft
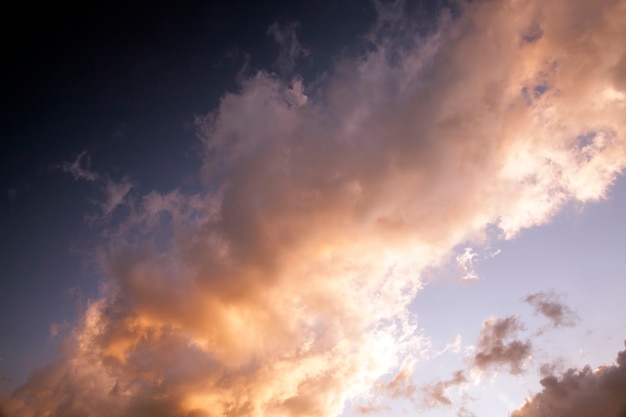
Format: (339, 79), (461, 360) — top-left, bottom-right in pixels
(472, 316), (532, 375)
(61, 151), (100, 182)
(525, 291), (579, 328)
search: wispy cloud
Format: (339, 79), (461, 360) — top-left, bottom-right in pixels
(60, 151), (133, 218)
(61, 151), (99, 182)
(525, 291), (579, 329)
(267, 21), (309, 75)
(419, 370), (467, 408)
(456, 247), (479, 280)
(100, 178), (134, 217)
(5, 0), (626, 415)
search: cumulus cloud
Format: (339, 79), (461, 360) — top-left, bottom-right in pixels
(5, 0), (626, 416)
(473, 316), (532, 375)
(525, 291), (579, 328)
(511, 341), (626, 417)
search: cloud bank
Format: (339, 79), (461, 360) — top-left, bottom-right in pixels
(4, 0), (626, 416)
(512, 341), (626, 417)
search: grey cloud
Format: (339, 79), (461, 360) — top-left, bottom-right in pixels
(525, 291), (579, 328)
(511, 341), (626, 417)
(100, 178), (134, 217)
(61, 151), (100, 182)
(473, 317), (532, 375)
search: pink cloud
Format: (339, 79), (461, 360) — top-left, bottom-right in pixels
(4, 0), (626, 416)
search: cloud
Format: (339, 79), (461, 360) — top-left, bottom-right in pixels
(456, 247), (479, 280)
(473, 316), (532, 375)
(511, 341), (626, 417)
(5, 0), (626, 416)
(457, 406), (478, 417)
(100, 178), (134, 217)
(267, 21), (309, 75)
(60, 151), (133, 217)
(61, 151), (100, 182)
(420, 370), (467, 408)
(525, 291), (579, 328)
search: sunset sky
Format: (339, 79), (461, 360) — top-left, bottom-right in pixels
(1, 1), (625, 417)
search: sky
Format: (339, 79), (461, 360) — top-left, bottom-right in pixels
(1, 1), (625, 417)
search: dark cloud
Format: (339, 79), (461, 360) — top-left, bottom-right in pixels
(511, 341), (626, 417)
(473, 316), (532, 375)
(525, 291), (579, 328)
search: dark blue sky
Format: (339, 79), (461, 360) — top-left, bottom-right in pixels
(0, 0), (388, 385)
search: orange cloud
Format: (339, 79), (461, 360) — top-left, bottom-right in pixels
(4, 0), (626, 416)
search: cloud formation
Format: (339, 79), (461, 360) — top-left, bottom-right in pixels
(4, 0), (626, 416)
(267, 21), (309, 75)
(61, 151), (100, 182)
(525, 291), (579, 328)
(420, 370), (467, 408)
(61, 151), (133, 218)
(473, 316), (532, 375)
(100, 178), (134, 217)
(511, 341), (626, 417)
(456, 247), (479, 280)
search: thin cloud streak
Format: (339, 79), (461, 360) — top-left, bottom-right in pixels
(100, 178), (134, 217)
(419, 370), (467, 408)
(60, 151), (134, 218)
(61, 151), (99, 182)
(3, 0), (626, 416)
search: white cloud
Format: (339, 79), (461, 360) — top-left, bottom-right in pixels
(456, 248), (479, 280)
